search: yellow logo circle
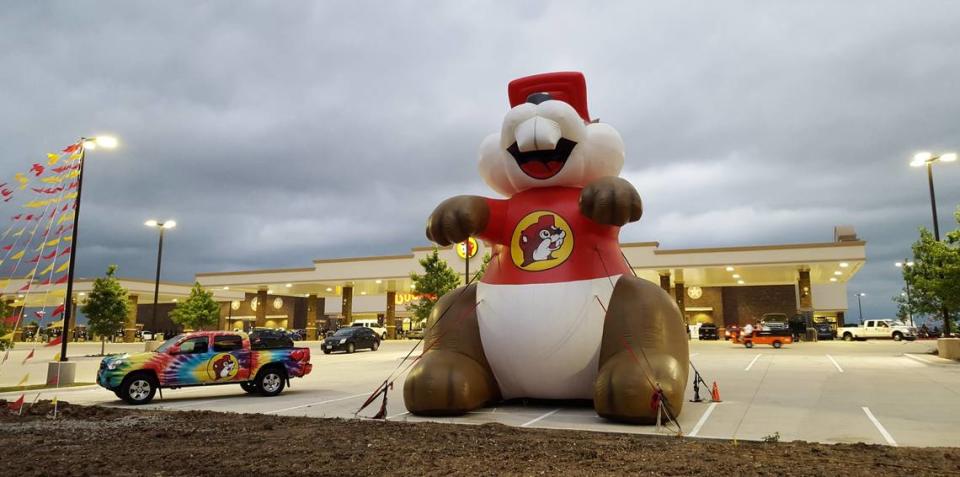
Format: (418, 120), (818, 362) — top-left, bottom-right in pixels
(510, 211), (574, 271)
(207, 353), (239, 381)
(456, 237), (479, 259)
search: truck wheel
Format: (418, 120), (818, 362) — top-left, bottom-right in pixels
(744, 341), (753, 349)
(120, 373), (157, 405)
(843, 333), (854, 341)
(323, 349), (331, 355)
(773, 341), (782, 349)
(346, 343), (355, 354)
(240, 382), (258, 394)
(381, 333), (387, 340)
(893, 332), (903, 341)
(256, 367), (286, 397)
(371, 340), (380, 351)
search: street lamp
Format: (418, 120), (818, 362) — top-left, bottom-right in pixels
(145, 220), (176, 333)
(856, 292), (867, 323)
(910, 151), (956, 240)
(894, 260), (915, 327)
(60, 135), (118, 362)
(910, 151), (955, 334)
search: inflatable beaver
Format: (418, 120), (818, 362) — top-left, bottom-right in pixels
(404, 72), (689, 423)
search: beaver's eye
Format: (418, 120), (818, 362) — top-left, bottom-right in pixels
(539, 230), (550, 239)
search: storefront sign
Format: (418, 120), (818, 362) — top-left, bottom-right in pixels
(456, 237), (479, 259)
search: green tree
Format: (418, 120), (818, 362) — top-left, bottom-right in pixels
(898, 208), (960, 334)
(408, 249), (461, 325)
(0, 298), (12, 350)
(170, 282), (221, 331)
(81, 265), (130, 355)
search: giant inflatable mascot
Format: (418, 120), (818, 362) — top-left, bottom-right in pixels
(404, 72), (689, 423)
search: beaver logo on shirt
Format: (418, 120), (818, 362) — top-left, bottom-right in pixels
(510, 211), (574, 271)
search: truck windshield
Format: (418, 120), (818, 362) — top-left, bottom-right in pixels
(155, 335), (184, 353)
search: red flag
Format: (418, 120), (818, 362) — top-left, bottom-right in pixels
(7, 394), (25, 412)
(59, 247), (72, 256)
(42, 250), (57, 260)
(33, 310), (45, 319)
(46, 336), (62, 347)
(67, 181), (78, 190)
(2, 245), (11, 251)
(21, 349), (34, 364)
(30, 164), (45, 176)
(62, 144), (79, 153)
(54, 274), (68, 284)
(28, 254), (40, 263)
(18, 283), (30, 292)
(12, 214), (21, 220)
(52, 304), (65, 317)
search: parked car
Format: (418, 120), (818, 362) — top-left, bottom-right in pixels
(140, 331), (159, 341)
(813, 323), (835, 340)
(841, 320), (916, 341)
(323, 327), (380, 354)
(97, 330), (312, 405)
(739, 329), (793, 349)
(698, 323), (719, 340)
(759, 313), (790, 331)
(351, 319), (388, 340)
(405, 328), (425, 340)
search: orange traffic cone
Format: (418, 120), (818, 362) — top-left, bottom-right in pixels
(711, 381), (722, 402)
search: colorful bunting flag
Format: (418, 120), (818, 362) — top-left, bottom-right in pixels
(54, 274), (68, 284)
(47, 153), (60, 165)
(30, 163), (44, 177)
(55, 262), (69, 273)
(62, 143), (79, 153)
(16, 374), (29, 387)
(52, 304), (65, 317)
(14, 173), (28, 189)
(51, 352), (60, 361)
(11, 250), (24, 260)
(7, 394), (25, 412)
(46, 336), (62, 347)
(40, 263), (54, 275)
(21, 349), (34, 365)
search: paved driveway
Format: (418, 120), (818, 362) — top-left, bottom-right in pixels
(1, 338), (957, 447)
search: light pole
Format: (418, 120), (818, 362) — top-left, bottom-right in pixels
(856, 292), (866, 324)
(894, 260), (915, 327)
(910, 151), (956, 335)
(59, 135), (118, 362)
(145, 220), (176, 333)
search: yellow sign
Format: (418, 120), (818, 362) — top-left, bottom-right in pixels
(510, 211), (573, 272)
(456, 237), (479, 259)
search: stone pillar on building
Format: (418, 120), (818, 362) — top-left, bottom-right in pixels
(317, 297), (327, 332)
(836, 311), (845, 327)
(341, 286), (353, 324)
(386, 291), (396, 339)
(123, 294), (139, 342)
(11, 302), (23, 342)
(306, 294), (319, 341)
(797, 268), (813, 325)
(218, 302), (228, 331)
(658, 271), (671, 293)
(68, 301), (78, 342)
(255, 288), (267, 328)
(673, 270), (686, 325)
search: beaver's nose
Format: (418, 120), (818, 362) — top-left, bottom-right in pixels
(526, 92), (553, 105)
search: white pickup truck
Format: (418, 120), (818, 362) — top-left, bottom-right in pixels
(840, 320), (916, 342)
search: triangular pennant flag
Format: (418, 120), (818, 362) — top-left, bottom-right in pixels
(14, 173), (28, 189)
(7, 394), (25, 412)
(28, 254), (40, 263)
(11, 250), (24, 260)
(16, 374), (29, 387)
(51, 352), (61, 361)
(18, 282), (30, 292)
(46, 336), (62, 347)
(42, 250), (57, 260)
(21, 349), (34, 365)
(54, 274), (68, 284)
(62, 143), (79, 153)
(52, 304), (65, 317)
(47, 153), (60, 165)
(40, 263), (54, 275)
(55, 262), (70, 273)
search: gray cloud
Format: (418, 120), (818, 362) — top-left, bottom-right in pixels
(1, 1), (959, 321)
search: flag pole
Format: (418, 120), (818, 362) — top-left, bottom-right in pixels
(58, 141), (86, 363)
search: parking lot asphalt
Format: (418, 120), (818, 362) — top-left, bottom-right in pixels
(1, 338), (958, 447)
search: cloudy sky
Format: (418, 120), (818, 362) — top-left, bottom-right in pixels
(1, 1), (958, 320)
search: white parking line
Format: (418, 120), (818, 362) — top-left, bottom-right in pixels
(520, 408), (560, 427)
(744, 354), (761, 371)
(387, 411), (410, 420)
(826, 354), (844, 373)
(902, 353), (931, 366)
(264, 392), (369, 415)
(687, 402), (718, 437)
(862, 407), (897, 446)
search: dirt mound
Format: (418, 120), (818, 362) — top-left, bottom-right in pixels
(0, 403), (958, 476)
(0, 399), (126, 421)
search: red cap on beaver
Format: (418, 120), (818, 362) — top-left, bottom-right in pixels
(508, 72), (590, 122)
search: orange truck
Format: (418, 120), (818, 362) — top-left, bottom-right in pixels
(737, 330), (793, 349)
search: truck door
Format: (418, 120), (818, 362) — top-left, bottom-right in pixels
(863, 320), (878, 338)
(209, 334), (247, 382)
(165, 336), (213, 386)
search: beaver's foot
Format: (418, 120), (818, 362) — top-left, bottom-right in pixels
(594, 349), (686, 424)
(404, 350), (498, 416)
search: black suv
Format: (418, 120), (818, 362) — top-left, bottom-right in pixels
(322, 327), (380, 354)
(698, 323), (719, 340)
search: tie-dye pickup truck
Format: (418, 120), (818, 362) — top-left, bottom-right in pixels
(97, 330), (312, 404)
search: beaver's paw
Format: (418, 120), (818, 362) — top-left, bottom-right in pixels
(403, 351), (497, 416)
(426, 195), (490, 246)
(579, 177), (642, 226)
(594, 352), (685, 424)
